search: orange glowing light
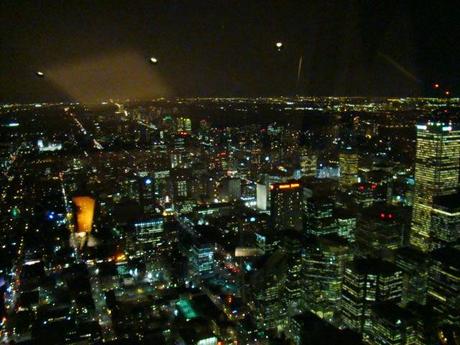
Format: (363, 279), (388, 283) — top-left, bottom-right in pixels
(72, 196), (95, 233)
(278, 184), (291, 189)
(445, 90), (450, 96)
(434, 83), (440, 89)
(277, 183), (300, 190)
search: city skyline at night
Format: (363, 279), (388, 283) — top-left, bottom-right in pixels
(1, 2), (460, 345)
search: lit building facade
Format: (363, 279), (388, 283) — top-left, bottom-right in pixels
(394, 248), (428, 306)
(281, 231), (305, 314)
(356, 206), (403, 257)
(430, 193), (460, 247)
(176, 116), (192, 134)
(190, 243), (215, 277)
(339, 151), (359, 190)
(427, 247), (460, 324)
(304, 197), (336, 236)
(303, 236), (352, 323)
(365, 302), (416, 345)
(270, 181), (303, 231)
(256, 182), (269, 211)
(138, 176), (155, 216)
(341, 258), (403, 334)
(410, 122), (460, 252)
(300, 149), (317, 177)
(128, 218), (165, 258)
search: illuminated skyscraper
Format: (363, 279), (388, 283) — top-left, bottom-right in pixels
(128, 218), (165, 259)
(410, 121), (460, 252)
(139, 176), (155, 215)
(430, 192), (460, 246)
(303, 235), (352, 323)
(270, 181), (303, 231)
(341, 258), (403, 334)
(300, 148), (317, 177)
(339, 150), (359, 191)
(190, 243), (215, 277)
(176, 116), (192, 134)
(365, 302), (416, 345)
(172, 169), (191, 201)
(394, 247), (428, 305)
(281, 231), (305, 314)
(427, 247), (460, 324)
(220, 177), (241, 201)
(336, 208), (357, 242)
(305, 197), (337, 236)
(256, 182), (269, 210)
(356, 205), (404, 257)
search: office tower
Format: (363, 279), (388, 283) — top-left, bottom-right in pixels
(174, 133), (186, 152)
(138, 176), (155, 215)
(427, 247), (460, 324)
(281, 230), (305, 314)
(210, 151), (230, 172)
(305, 197), (337, 236)
(252, 253), (287, 329)
(221, 177), (241, 201)
(336, 208), (357, 242)
(339, 150), (359, 191)
(138, 126), (152, 146)
(190, 243), (215, 277)
(300, 148), (317, 177)
(154, 170), (171, 201)
(410, 122), (460, 252)
(120, 177), (139, 199)
(176, 116), (192, 134)
(341, 258), (403, 334)
(365, 302), (416, 345)
(170, 151), (182, 168)
(268, 125), (282, 162)
(270, 181), (303, 231)
(430, 192), (460, 247)
(171, 169), (191, 201)
(256, 182), (269, 210)
(303, 235), (352, 323)
(290, 312), (364, 345)
(394, 248), (429, 305)
(281, 128), (300, 158)
(356, 205), (404, 257)
(128, 218), (165, 259)
(354, 183), (378, 208)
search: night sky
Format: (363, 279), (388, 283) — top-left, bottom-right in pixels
(1, 1), (460, 103)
